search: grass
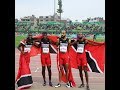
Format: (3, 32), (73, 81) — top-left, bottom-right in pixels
(94, 38), (105, 42)
(15, 35), (105, 47)
(86, 37), (105, 42)
(15, 35), (27, 47)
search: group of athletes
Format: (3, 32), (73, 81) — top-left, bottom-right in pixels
(17, 30), (99, 90)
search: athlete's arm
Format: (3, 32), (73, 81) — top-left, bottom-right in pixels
(33, 38), (41, 47)
(68, 39), (72, 46)
(55, 39), (59, 46)
(67, 39), (73, 52)
(49, 39), (58, 45)
(17, 43), (25, 54)
(68, 39), (77, 46)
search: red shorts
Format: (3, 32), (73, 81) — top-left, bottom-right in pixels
(59, 52), (69, 65)
(77, 52), (87, 66)
(41, 53), (51, 66)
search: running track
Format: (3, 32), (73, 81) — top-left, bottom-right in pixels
(15, 48), (105, 90)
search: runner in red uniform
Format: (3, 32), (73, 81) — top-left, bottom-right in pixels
(55, 30), (72, 88)
(35, 32), (53, 87)
(75, 33), (100, 90)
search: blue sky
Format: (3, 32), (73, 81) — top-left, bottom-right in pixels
(15, 0), (105, 21)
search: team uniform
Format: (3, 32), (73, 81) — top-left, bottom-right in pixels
(76, 39), (87, 66)
(58, 38), (69, 65)
(40, 38), (51, 66)
(55, 37), (73, 88)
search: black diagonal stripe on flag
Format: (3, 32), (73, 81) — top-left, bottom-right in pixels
(70, 44), (104, 73)
(86, 51), (100, 73)
(73, 43), (77, 50)
(49, 45), (56, 53)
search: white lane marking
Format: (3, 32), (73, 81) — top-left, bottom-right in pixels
(35, 68), (39, 72)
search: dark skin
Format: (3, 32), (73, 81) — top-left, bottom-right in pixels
(17, 34), (52, 86)
(34, 34), (56, 47)
(55, 31), (73, 85)
(17, 34), (33, 54)
(74, 33), (101, 90)
(42, 65), (52, 86)
(17, 43), (25, 54)
(42, 35), (52, 86)
(34, 34), (53, 86)
(72, 33), (89, 89)
(35, 35), (62, 86)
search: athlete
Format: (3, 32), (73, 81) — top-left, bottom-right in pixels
(16, 33), (35, 89)
(17, 33), (34, 55)
(34, 32), (53, 87)
(74, 32), (101, 90)
(55, 30), (73, 88)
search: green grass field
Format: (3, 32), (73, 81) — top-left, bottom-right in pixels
(15, 35), (105, 47)
(15, 35), (27, 47)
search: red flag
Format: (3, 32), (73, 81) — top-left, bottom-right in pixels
(68, 61), (76, 87)
(69, 46), (78, 69)
(30, 46), (41, 57)
(16, 35), (59, 89)
(16, 53), (33, 90)
(69, 39), (105, 73)
(16, 35), (104, 90)
(85, 40), (105, 73)
(56, 49), (76, 87)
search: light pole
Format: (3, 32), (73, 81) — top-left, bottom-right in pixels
(54, 0), (56, 21)
(57, 0), (63, 32)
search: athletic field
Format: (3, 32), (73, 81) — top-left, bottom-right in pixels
(15, 48), (105, 90)
(15, 34), (105, 47)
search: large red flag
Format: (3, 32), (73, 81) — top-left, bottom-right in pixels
(16, 35), (59, 89)
(85, 40), (105, 73)
(16, 53), (33, 90)
(29, 35), (59, 56)
(69, 39), (105, 73)
(30, 46), (41, 57)
(16, 35), (105, 89)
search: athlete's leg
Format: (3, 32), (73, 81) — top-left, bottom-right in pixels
(78, 66), (85, 88)
(47, 65), (53, 86)
(42, 66), (46, 86)
(83, 66), (90, 90)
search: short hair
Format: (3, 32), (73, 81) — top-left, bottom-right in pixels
(42, 32), (47, 35)
(28, 32), (32, 36)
